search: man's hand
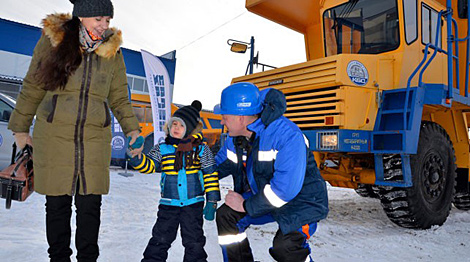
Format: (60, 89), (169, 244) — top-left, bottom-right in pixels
(225, 190), (245, 212)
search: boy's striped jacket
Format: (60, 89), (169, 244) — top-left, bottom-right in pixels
(129, 133), (221, 206)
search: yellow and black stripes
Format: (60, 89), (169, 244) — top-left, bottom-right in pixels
(128, 138), (221, 203)
(161, 150), (202, 175)
(200, 143), (221, 201)
(133, 154), (158, 174)
(193, 132), (203, 141)
(203, 171), (220, 193)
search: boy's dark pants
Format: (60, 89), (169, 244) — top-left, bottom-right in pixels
(45, 194), (102, 262)
(142, 201), (207, 262)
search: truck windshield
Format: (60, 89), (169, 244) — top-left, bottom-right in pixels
(323, 0), (399, 56)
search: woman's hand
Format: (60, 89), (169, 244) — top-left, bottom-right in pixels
(126, 130), (140, 146)
(13, 132), (32, 150)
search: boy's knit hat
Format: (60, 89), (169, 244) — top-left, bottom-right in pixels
(70, 0), (114, 18)
(170, 100), (202, 138)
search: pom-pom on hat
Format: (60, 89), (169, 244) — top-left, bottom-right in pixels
(169, 100), (202, 138)
(70, 0), (114, 18)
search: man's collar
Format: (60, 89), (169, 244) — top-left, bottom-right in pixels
(247, 118), (264, 136)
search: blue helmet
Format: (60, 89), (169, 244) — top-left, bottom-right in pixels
(213, 82), (263, 115)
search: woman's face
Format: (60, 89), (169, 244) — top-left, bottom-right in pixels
(80, 16), (111, 38)
(170, 120), (185, 139)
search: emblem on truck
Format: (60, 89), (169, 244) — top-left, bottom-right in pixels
(347, 60), (369, 86)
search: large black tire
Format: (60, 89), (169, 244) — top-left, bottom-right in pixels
(453, 193), (470, 210)
(379, 122), (456, 229)
(355, 184), (380, 198)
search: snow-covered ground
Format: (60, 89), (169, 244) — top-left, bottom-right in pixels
(1, 167), (470, 262)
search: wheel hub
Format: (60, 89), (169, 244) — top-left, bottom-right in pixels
(423, 154), (446, 200)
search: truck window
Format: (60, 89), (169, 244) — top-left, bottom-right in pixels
(323, 0), (399, 56)
(421, 4), (442, 48)
(403, 0), (418, 44)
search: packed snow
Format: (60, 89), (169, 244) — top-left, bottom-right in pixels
(1, 167), (470, 262)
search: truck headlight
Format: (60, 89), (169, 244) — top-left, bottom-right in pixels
(318, 132), (338, 150)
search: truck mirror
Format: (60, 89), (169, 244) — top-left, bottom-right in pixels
(458, 0), (468, 19)
(230, 43), (248, 53)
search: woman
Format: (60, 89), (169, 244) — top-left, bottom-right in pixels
(8, 0), (140, 261)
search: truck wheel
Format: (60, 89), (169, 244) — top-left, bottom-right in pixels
(453, 193), (470, 210)
(355, 184), (380, 198)
(379, 122), (456, 229)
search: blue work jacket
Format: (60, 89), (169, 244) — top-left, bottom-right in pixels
(216, 88), (329, 234)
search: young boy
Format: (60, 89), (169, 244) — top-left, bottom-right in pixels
(128, 100), (221, 262)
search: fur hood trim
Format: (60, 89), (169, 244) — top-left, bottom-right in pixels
(42, 13), (122, 59)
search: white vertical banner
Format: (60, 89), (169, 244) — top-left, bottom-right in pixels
(141, 49), (172, 145)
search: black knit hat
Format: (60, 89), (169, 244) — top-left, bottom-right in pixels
(70, 0), (114, 18)
(171, 100), (202, 138)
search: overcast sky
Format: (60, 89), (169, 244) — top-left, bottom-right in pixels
(0, 0), (305, 109)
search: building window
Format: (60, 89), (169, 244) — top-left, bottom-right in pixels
(127, 74), (149, 94)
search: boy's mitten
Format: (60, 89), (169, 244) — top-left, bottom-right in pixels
(203, 202), (217, 221)
(126, 136), (144, 160)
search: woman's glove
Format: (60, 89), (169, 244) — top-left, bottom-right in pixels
(203, 201), (217, 221)
(13, 132), (32, 150)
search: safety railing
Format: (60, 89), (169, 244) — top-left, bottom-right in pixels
(404, 2), (470, 129)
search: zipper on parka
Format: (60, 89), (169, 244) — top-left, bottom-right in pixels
(72, 54), (92, 195)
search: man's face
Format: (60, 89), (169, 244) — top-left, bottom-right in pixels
(221, 114), (246, 137)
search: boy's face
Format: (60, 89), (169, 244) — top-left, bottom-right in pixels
(170, 120), (185, 139)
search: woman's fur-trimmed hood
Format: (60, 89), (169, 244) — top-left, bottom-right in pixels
(42, 13), (122, 59)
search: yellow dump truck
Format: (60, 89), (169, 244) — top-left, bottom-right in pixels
(231, 0), (470, 229)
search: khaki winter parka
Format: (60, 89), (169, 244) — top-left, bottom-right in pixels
(8, 14), (140, 196)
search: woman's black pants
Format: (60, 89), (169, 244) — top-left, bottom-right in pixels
(45, 194), (102, 262)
